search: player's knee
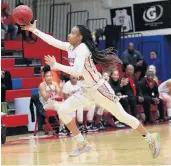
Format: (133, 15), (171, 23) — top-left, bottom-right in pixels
(58, 105), (72, 124)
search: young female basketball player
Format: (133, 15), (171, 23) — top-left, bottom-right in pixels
(39, 65), (63, 110)
(22, 21), (160, 158)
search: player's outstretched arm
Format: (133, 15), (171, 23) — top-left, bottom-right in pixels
(45, 43), (88, 78)
(21, 20), (70, 51)
(45, 54), (86, 78)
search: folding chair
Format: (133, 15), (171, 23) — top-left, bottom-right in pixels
(34, 97), (63, 136)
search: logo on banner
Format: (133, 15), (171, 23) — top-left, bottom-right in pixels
(143, 5), (163, 22)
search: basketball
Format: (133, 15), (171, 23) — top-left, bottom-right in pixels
(13, 5), (33, 25)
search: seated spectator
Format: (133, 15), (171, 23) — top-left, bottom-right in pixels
(1, 22), (8, 45)
(159, 79), (171, 119)
(149, 50), (160, 75)
(1, 4), (18, 40)
(39, 65), (63, 134)
(101, 71), (126, 128)
(139, 70), (166, 122)
(1, 70), (12, 102)
(122, 42), (147, 80)
(147, 65), (159, 84)
(109, 69), (129, 113)
(122, 65), (153, 124)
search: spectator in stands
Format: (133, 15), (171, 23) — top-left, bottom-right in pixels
(122, 65), (153, 124)
(109, 69), (129, 112)
(1, 71), (6, 102)
(1, 70), (12, 102)
(101, 71), (126, 128)
(15, 2), (34, 41)
(147, 65), (159, 84)
(139, 70), (166, 122)
(1, 4), (18, 40)
(149, 50), (160, 75)
(39, 65), (63, 134)
(159, 79), (171, 119)
(1, 22), (8, 45)
(122, 42), (147, 80)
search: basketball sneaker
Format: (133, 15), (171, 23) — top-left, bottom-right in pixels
(69, 140), (92, 157)
(148, 133), (160, 159)
(87, 124), (99, 132)
(79, 125), (87, 133)
(58, 126), (69, 135)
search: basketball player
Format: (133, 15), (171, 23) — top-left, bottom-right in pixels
(63, 76), (97, 133)
(39, 65), (63, 111)
(159, 79), (171, 118)
(22, 21), (160, 158)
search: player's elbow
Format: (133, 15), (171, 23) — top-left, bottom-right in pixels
(74, 69), (83, 78)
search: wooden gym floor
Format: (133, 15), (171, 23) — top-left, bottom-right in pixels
(1, 122), (171, 165)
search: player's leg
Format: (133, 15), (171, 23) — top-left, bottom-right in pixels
(53, 91), (94, 157)
(77, 109), (87, 133)
(160, 93), (171, 118)
(86, 105), (98, 132)
(94, 105), (106, 130)
(92, 83), (160, 159)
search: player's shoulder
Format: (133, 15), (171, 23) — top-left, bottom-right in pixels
(77, 43), (90, 57)
(77, 43), (89, 50)
(39, 82), (46, 89)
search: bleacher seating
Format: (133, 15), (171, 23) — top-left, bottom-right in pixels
(1, 58), (15, 69)
(1, 114), (28, 127)
(6, 89), (32, 102)
(22, 77), (42, 89)
(12, 77), (42, 89)
(3, 67), (34, 78)
(4, 41), (22, 51)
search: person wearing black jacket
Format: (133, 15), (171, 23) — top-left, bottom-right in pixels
(122, 42), (147, 80)
(30, 94), (46, 131)
(122, 65), (152, 123)
(139, 70), (165, 122)
(109, 69), (129, 112)
(1, 71), (12, 102)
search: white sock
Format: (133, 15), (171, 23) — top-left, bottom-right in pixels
(167, 108), (171, 117)
(144, 132), (153, 143)
(74, 133), (85, 143)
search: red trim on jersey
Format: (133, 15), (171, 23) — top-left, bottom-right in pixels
(97, 89), (114, 102)
(97, 83), (115, 103)
(103, 83), (110, 93)
(88, 57), (96, 74)
(84, 61), (98, 83)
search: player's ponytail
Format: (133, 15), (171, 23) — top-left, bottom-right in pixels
(76, 25), (122, 70)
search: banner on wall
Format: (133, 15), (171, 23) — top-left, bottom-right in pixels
(133, 0), (171, 31)
(110, 7), (133, 32)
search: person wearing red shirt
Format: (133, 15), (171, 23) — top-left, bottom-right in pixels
(122, 65), (153, 124)
(1, 4), (18, 40)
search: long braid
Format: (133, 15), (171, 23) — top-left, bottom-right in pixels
(76, 25), (122, 70)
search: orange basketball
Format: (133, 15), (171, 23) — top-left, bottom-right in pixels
(13, 5), (33, 25)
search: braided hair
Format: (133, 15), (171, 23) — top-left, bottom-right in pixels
(76, 25), (122, 70)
